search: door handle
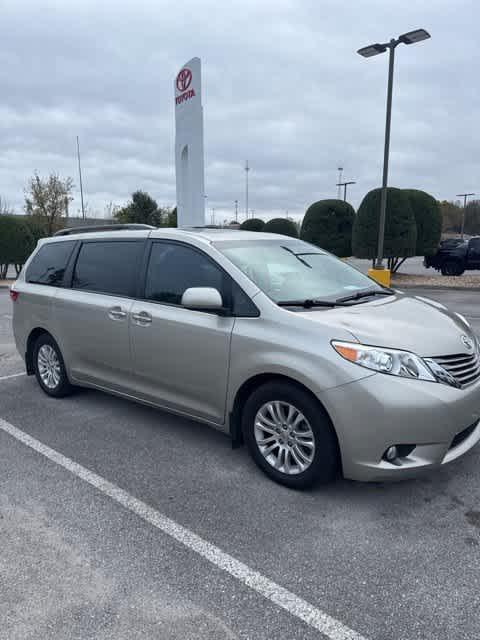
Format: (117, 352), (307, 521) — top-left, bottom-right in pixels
(108, 306), (127, 320)
(132, 311), (152, 326)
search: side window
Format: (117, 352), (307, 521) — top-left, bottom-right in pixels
(26, 241), (75, 286)
(144, 242), (259, 316)
(469, 238), (480, 251)
(145, 243), (223, 305)
(73, 241), (142, 297)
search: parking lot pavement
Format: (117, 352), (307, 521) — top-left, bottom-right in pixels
(1, 288), (480, 640)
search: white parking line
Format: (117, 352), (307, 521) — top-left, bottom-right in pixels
(0, 372), (26, 381)
(0, 417), (367, 640)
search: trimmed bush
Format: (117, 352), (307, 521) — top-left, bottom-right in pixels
(403, 189), (442, 255)
(240, 218), (265, 232)
(301, 199), (355, 257)
(264, 218), (298, 238)
(352, 187), (416, 271)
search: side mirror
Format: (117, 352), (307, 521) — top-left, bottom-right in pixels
(181, 287), (224, 312)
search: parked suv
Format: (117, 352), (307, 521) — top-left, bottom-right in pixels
(11, 226), (480, 487)
(424, 237), (480, 276)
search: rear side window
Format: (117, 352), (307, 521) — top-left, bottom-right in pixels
(73, 241), (142, 297)
(26, 241), (75, 286)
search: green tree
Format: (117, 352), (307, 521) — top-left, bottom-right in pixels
(0, 215), (34, 278)
(163, 206), (177, 227)
(24, 172), (72, 236)
(465, 200), (480, 236)
(240, 218), (265, 232)
(301, 199), (355, 257)
(352, 187), (417, 272)
(115, 190), (162, 226)
(264, 218), (298, 238)
(403, 189), (442, 255)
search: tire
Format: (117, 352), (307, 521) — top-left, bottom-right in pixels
(441, 260), (463, 276)
(33, 334), (73, 398)
(242, 381), (339, 489)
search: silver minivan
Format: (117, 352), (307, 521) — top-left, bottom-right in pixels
(11, 225), (480, 487)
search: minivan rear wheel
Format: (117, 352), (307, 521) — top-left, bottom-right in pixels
(33, 334), (73, 398)
(242, 381), (338, 488)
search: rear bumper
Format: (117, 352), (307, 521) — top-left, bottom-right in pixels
(320, 374), (480, 482)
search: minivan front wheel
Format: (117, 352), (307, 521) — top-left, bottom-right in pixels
(242, 381), (338, 488)
(33, 334), (73, 398)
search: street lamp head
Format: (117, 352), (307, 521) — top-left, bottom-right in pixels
(357, 43), (387, 58)
(398, 28), (431, 45)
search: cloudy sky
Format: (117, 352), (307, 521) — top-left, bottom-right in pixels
(1, 0), (479, 223)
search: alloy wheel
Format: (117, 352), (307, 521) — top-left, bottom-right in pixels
(37, 344), (61, 389)
(254, 401), (315, 475)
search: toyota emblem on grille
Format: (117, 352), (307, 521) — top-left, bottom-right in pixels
(461, 335), (473, 350)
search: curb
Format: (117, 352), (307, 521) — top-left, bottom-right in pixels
(393, 283), (480, 292)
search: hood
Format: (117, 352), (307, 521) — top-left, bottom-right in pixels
(296, 293), (474, 357)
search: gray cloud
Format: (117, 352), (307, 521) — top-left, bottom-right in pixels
(1, 0), (478, 222)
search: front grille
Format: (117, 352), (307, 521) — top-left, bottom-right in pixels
(432, 352), (480, 387)
(450, 422), (478, 450)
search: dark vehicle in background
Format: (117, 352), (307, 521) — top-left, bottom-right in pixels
(424, 237), (480, 276)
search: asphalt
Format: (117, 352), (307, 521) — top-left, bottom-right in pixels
(1, 288), (479, 640)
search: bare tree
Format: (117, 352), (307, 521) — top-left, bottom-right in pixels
(0, 196), (13, 215)
(104, 201), (120, 220)
(24, 172), (73, 236)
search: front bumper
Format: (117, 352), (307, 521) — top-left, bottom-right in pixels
(320, 374), (480, 481)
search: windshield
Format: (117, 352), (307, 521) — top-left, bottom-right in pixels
(215, 239), (382, 303)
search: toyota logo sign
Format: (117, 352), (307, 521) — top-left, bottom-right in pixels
(176, 68), (192, 92)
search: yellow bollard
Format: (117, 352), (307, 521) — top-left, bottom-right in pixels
(368, 268), (391, 287)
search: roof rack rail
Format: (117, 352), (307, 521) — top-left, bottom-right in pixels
(53, 224), (156, 237)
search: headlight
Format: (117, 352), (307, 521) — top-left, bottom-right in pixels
(332, 341), (436, 381)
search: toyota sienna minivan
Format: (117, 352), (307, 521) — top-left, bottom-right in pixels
(11, 225), (480, 488)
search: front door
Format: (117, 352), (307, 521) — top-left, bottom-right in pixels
(54, 239), (143, 392)
(129, 241), (235, 424)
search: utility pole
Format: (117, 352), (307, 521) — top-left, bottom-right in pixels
(211, 207), (216, 225)
(456, 193), (475, 238)
(336, 180), (356, 202)
(245, 160), (250, 217)
(76, 136), (85, 220)
(337, 167), (343, 199)
(234, 199), (238, 222)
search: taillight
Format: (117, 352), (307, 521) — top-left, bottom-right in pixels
(9, 289), (19, 302)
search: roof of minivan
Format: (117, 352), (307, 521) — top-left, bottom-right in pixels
(45, 227), (290, 244)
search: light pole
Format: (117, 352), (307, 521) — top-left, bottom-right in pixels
(337, 167), (343, 199)
(456, 193), (475, 238)
(76, 136), (85, 220)
(358, 28), (431, 271)
(234, 199), (238, 222)
(245, 161), (250, 218)
(336, 180), (356, 202)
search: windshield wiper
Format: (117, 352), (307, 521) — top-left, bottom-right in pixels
(336, 288), (394, 303)
(281, 246), (313, 268)
(277, 299), (349, 308)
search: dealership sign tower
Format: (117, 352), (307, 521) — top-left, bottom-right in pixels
(174, 57), (205, 227)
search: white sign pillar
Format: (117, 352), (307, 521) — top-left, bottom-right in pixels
(174, 57), (205, 227)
